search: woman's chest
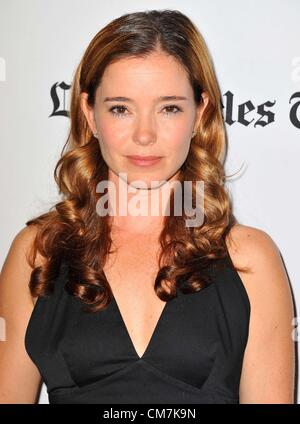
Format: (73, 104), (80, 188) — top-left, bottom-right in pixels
(102, 236), (168, 359)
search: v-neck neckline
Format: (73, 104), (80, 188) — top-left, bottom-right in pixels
(112, 294), (172, 361)
(103, 265), (179, 361)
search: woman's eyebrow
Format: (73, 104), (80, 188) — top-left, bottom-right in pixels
(103, 95), (188, 102)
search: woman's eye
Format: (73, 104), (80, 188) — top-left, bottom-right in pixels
(109, 105), (128, 117)
(163, 105), (182, 115)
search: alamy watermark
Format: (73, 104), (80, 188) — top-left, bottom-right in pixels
(0, 57), (6, 82)
(95, 172), (205, 227)
(0, 316), (6, 341)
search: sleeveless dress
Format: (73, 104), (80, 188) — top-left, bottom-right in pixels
(24, 254), (250, 404)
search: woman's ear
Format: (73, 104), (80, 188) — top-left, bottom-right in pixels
(194, 91), (209, 132)
(80, 92), (97, 134)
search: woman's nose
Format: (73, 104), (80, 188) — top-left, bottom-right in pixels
(132, 122), (157, 146)
(133, 136), (156, 146)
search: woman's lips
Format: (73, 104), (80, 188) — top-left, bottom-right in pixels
(126, 155), (163, 166)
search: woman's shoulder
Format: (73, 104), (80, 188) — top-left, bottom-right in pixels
(1, 225), (46, 307)
(225, 223), (294, 322)
(225, 223), (281, 272)
(225, 223), (287, 291)
(11, 225), (46, 269)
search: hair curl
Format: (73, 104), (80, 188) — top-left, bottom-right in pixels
(26, 9), (249, 313)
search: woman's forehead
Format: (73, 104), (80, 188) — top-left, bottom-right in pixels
(97, 55), (192, 99)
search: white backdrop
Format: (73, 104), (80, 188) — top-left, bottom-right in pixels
(0, 0), (299, 404)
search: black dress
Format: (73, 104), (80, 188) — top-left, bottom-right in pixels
(24, 254), (250, 404)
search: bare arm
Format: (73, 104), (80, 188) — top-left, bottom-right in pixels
(227, 225), (295, 403)
(0, 226), (43, 403)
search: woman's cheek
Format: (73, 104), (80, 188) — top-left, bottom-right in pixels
(169, 132), (191, 152)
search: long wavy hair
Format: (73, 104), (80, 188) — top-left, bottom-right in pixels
(26, 9), (249, 313)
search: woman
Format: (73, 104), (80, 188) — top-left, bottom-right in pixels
(0, 9), (295, 404)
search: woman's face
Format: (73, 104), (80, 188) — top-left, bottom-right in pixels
(81, 51), (208, 189)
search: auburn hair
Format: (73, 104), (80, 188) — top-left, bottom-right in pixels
(26, 9), (249, 313)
